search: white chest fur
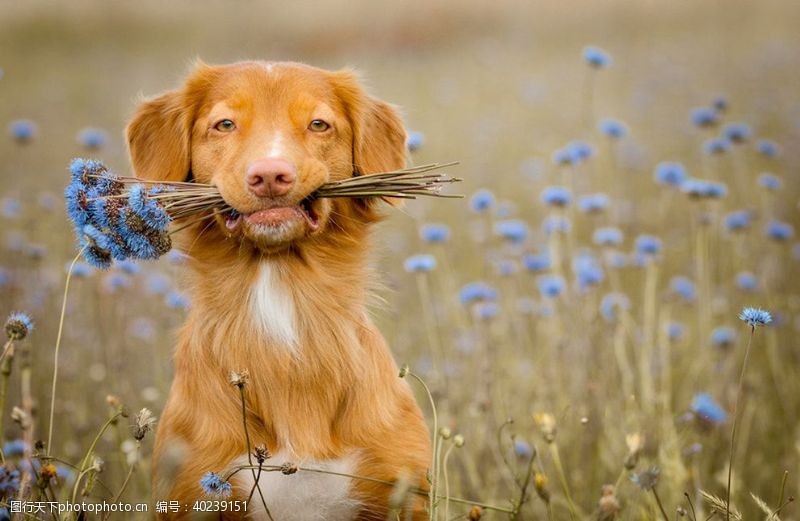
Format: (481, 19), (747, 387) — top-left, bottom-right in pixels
(250, 262), (298, 350)
(232, 451), (360, 520)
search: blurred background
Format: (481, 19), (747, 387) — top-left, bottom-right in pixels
(0, 1), (799, 519)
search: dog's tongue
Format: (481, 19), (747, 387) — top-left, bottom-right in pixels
(245, 207), (301, 225)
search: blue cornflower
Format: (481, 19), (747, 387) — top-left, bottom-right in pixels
(577, 193), (609, 214)
(702, 137), (731, 155)
(724, 211), (751, 232)
(593, 227), (623, 247)
(681, 178), (727, 199)
(598, 118), (627, 139)
(459, 282), (498, 305)
(711, 327), (736, 348)
(537, 275), (565, 298)
(583, 46), (612, 68)
(0, 465), (20, 496)
(103, 273), (132, 292)
(2, 440), (26, 457)
(722, 122), (752, 144)
(541, 186), (572, 207)
(600, 292), (629, 323)
(77, 127), (108, 149)
(666, 322), (685, 341)
(0, 198), (20, 219)
(551, 147), (572, 166)
(689, 107), (719, 128)
(128, 184), (171, 232)
(635, 235), (662, 256)
(574, 255), (604, 290)
(8, 119), (36, 143)
(146, 273), (171, 295)
(494, 220), (528, 243)
(566, 140), (594, 163)
(404, 254), (436, 273)
(199, 472), (232, 498)
(165, 291), (190, 310)
(691, 393), (727, 424)
(70, 261), (93, 278)
(419, 223), (451, 243)
(738, 307), (772, 328)
(116, 209), (171, 260)
(406, 131), (424, 152)
(653, 162), (688, 187)
(542, 215), (571, 235)
(758, 173), (782, 191)
(5, 312), (33, 340)
(522, 253), (550, 272)
(473, 302), (499, 320)
(513, 440), (533, 459)
(756, 139), (780, 158)
(765, 220), (794, 241)
(735, 272), (757, 291)
(115, 259), (141, 275)
(670, 276), (696, 301)
(469, 189), (495, 213)
(79, 224), (120, 268)
(64, 182), (91, 231)
(69, 158), (120, 194)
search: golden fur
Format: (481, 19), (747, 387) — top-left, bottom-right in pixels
(126, 61), (430, 520)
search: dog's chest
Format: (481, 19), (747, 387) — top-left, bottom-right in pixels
(249, 262), (299, 350)
(232, 451), (360, 520)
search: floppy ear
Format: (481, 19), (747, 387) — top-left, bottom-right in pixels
(126, 90), (192, 182)
(331, 70), (408, 176)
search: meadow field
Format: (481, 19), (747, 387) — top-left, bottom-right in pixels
(0, 1), (799, 519)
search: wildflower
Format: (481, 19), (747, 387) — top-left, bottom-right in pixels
(533, 472), (550, 502)
(5, 312), (33, 340)
(403, 254), (436, 273)
(654, 162), (688, 187)
(574, 255), (604, 290)
(593, 227), (624, 247)
(756, 139), (780, 158)
(578, 193), (609, 214)
(513, 439), (533, 459)
(472, 302), (499, 320)
(681, 178), (727, 199)
(522, 252), (550, 272)
(0, 198), (20, 219)
(598, 484), (621, 520)
(228, 369), (250, 388)
(102, 273), (132, 293)
(691, 393), (727, 424)
(406, 131), (424, 152)
(76, 127), (108, 149)
(199, 472), (232, 498)
(2, 440), (26, 458)
(667, 322), (685, 341)
(468, 506), (483, 520)
(712, 95), (728, 112)
(711, 327), (736, 348)
(635, 235), (662, 257)
(541, 186), (572, 207)
(458, 282), (498, 305)
(11, 407), (29, 429)
(0, 466), (20, 496)
(115, 259), (141, 275)
(39, 463), (58, 481)
(600, 293), (629, 323)
(453, 434), (465, 447)
(765, 220), (793, 241)
(583, 46), (612, 68)
(132, 408), (157, 441)
(598, 118), (627, 138)
(551, 147), (573, 166)
(166, 249), (186, 265)
(280, 462), (298, 475)
(495, 201), (516, 219)
(566, 140), (594, 163)
(738, 307), (772, 328)
(630, 466), (660, 490)
(469, 189), (495, 213)
(128, 185), (171, 232)
(419, 223), (450, 243)
(146, 273), (171, 295)
(533, 412), (557, 442)
(537, 275), (565, 299)
(702, 137), (731, 155)
(8, 119), (36, 143)
(542, 215), (571, 235)
(253, 445), (270, 464)
(670, 276), (696, 301)
(724, 210), (751, 232)
(624, 433), (644, 469)
(494, 220), (528, 243)
(165, 291), (190, 310)
(758, 173), (782, 191)
(722, 122), (752, 144)
(735, 272), (757, 291)
(689, 107), (719, 128)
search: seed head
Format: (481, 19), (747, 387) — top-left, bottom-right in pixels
(229, 369), (250, 388)
(280, 462), (298, 475)
(533, 413), (557, 443)
(132, 408), (157, 441)
(453, 434), (465, 448)
(468, 506), (483, 520)
(5, 312), (33, 340)
(253, 444), (270, 464)
(534, 472), (550, 502)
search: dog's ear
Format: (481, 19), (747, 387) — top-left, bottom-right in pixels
(126, 62), (216, 182)
(330, 69), (408, 177)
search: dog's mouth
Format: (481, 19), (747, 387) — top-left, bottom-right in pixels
(223, 196), (320, 233)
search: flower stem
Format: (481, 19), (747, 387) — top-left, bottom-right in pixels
(726, 326), (755, 521)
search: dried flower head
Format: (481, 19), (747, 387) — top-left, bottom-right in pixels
(398, 365), (409, 378)
(624, 433), (645, 469)
(534, 472), (550, 502)
(630, 466), (660, 491)
(453, 434), (465, 448)
(40, 463), (58, 480)
(253, 445), (271, 464)
(468, 505), (483, 520)
(229, 369), (250, 388)
(132, 408), (157, 441)
(438, 427), (452, 440)
(533, 413), (557, 443)
(5, 312), (33, 340)
(11, 406), (29, 429)
(280, 462), (298, 475)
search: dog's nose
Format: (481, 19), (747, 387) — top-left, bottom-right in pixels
(245, 158), (297, 198)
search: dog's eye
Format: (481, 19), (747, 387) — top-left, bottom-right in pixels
(214, 119), (236, 132)
(308, 119), (330, 132)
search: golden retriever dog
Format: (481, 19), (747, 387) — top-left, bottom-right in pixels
(126, 60), (431, 520)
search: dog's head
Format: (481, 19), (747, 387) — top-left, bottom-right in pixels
(127, 61), (406, 254)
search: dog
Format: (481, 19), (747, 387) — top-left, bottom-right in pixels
(126, 60), (431, 520)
